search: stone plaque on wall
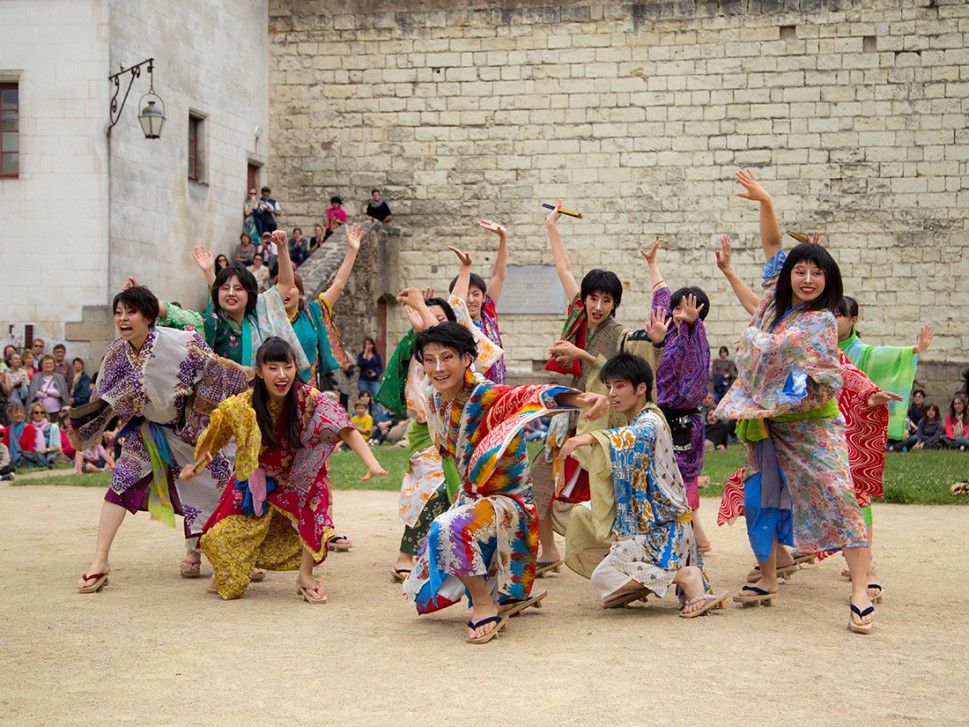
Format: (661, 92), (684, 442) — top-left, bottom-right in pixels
(495, 265), (568, 315)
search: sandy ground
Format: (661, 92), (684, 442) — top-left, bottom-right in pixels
(1, 484), (967, 726)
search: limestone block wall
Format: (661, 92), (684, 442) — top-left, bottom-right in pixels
(267, 0), (968, 393)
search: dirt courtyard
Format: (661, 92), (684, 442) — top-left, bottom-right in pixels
(1, 484), (966, 726)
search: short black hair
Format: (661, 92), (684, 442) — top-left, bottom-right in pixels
(448, 273), (487, 296)
(72, 357), (84, 366)
(580, 269), (623, 313)
(600, 353), (653, 402)
(112, 286), (160, 326)
(53, 343), (66, 352)
(414, 322), (477, 362)
(330, 196), (342, 205)
(770, 244), (843, 329)
(912, 388), (926, 398)
(252, 337), (303, 450)
(670, 287), (711, 321)
(835, 295), (859, 319)
(293, 227), (302, 235)
(261, 186), (271, 193)
(423, 297), (457, 322)
(211, 266), (258, 317)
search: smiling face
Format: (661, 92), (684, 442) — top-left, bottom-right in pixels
(421, 342), (470, 398)
(256, 358), (297, 402)
(10, 407), (24, 424)
(466, 285), (485, 321)
(30, 406), (48, 424)
(603, 376), (646, 420)
(114, 304), (150, 350)
(8, 353), (21, 370)
(218, 274), (250, 317)
(789, 260), (826, 306)
(584, 291), (615, 330)
(913, 391), (924, 406)
(41, 357), (54, 375)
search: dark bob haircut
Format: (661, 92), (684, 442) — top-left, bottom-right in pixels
(414, 322), (478, 362)
(424, 296), (457, 323)
(580, 269), (623, 314)
(252, 337), (303, 451)
(112, 286), (160, 327)
(600, 353), (654, 403)
(448, 273), (488, 297)
(670, 286), (711, 321)
(834, 295), (859, 319)
(211, 265), (259, 317)
(770, 244), (843, 329)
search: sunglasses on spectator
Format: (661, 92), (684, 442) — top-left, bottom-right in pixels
(31, 409), (46, 416)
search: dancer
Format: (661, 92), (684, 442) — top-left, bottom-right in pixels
(836, 295), (931, 442)
(182, 338), (386, 602)
(535, 201), (667, 570)
(559, 353), (728, 617)
(446, 219), (509, 383)
(70, 285), (249, 593)
(639, 239), (713, 551)
(402, 323), (607, 643)
(716, 169), (874, 633)
(379, 287), (503, 582)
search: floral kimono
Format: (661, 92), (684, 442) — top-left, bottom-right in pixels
(565, 407), (709, 598)
(714, 251), (866, 562)
(651, 285), (710, 509)
(403, 378), (575, 614)
(68, 327), (249, 540)
(197, 385), (352, 599)
(289, 294), (350, 385)
(476, 295), (505, 384)
(158, 287), (308, 370)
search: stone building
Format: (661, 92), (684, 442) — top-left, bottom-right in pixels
(0, 0), (270, 362)
(269, 0), (969, 399)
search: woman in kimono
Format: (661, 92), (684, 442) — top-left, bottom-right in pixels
(715, 168), (874, 634)
(72, 285), (250, 594)
(380, 286), (503, 582)
(402, 323), (607, 644)
(155, 230), (307, 371)
(181, 338), (386, 602)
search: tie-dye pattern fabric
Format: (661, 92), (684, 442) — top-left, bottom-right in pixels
(403, 379), (574, 614)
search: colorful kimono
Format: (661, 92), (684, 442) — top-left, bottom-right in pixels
(403, 378), (575, 613)
(718, 354), (889, 527)
(289, 294), (350, 385)
(158, 287), (308, 371)
(197, 385), (353, 599)
(565, 407), (708, 599)
(651, 285), (710, 510)
(839, 329), (918, 440)
(476, 295), (505, 384)
(714, 250), (866, 562)
(68, 327), (249, 540)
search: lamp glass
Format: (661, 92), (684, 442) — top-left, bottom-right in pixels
(138, 100), (165, 139)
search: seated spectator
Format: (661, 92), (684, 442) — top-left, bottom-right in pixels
(891, 402), (944, 451)
(248, 252), (272, 294)
(365, 189), (393, 223)
(3, 404), (26, 466)
(27, 354), (70, 419)
(942, 392), (969, 450)
(75, 436), (116, 474)
(256, 231), (279, 276)
(234, 233), (256, 267)
(214, 254), (230, 274)
(906, 389), (926, 436)
(71, 357), (92, 406)
(325, 196), (347, 241)
(710, 345), (738, 401)
(288, 227), (309, 267)
(701, 391), (716, 413)
(309, 224), (326, 253)
(0, 431), (14, 480)
(357, 390), (399, 446)
(58, 407), (76, 462)
(704, 408), (731, 451)
(52, 343), (74, 391)
(351, 400), (373, 442)
(20, 403), (61, 468)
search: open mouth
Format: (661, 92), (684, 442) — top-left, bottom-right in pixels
(273, 380), (290, 393)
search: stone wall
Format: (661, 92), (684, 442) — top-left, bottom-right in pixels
(278, 0), (966, 394)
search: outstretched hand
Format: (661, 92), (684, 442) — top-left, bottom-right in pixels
(680, 293), (705, 325)
(735, 168), (771, 204)
(575, 392), (610, 421)
(478, 219), (506, 237)
(558, 432), (594, 460)
(361, 461), (389, 481)
(346, 223), (363, 251)
(648, 307), (671, 343)
(715, 235), (733, 273)
(639, 239), (661, 266)
(448, 245), (473, 267)
(548, 339), (583, 364)
(868, 391), (904, 408)
(913, 324), (933, 354)
(192, 245), (214, 272)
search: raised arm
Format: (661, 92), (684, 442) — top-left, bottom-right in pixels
(273, 229), (295, 293)
(735, 168), (782, 261)
(448, 246), (473, 303)
(397, 288), (438, 331)
(715, 235), (761, 316)
(321, 223), (362, 306)
(638, 238), (666, 289)
(479, 219), (508, 304)
(546, 200), (580, 301)
(192, 245), (218, 288)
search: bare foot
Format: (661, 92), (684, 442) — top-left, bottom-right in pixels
(467, 602), (501, 641)
(736, 577), (778, 599)
(78, 564), (110, 589)
(297, 576), (327, 603)
(850, 597), (874, 627)
(677, 566), (709, 615)
(394, 553), (414, 572)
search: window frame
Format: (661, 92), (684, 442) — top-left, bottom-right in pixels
(188, 113), (201, 182)
(0, 81), (20, 179)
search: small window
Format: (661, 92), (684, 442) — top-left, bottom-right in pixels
(188, 113), (204, 182)
(0, 82), (19, 178)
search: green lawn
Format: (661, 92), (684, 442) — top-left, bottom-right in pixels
(14, 445), (969, 505)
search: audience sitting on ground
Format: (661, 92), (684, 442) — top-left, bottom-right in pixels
(75, 435), (116, 473)
(248, 252), (272, 293)
(704, 408), (732, 451)
(289, 227), (309, 267)
(891, 402), (944, 451)
(325, 196), (347, 242)
(365, 189), (393, 223)
(234, 233), (256, 267)
(942, 392), (969, 450)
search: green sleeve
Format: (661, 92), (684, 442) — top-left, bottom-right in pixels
(374, 329), (417, 417)
(157, 301), (205, 331)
